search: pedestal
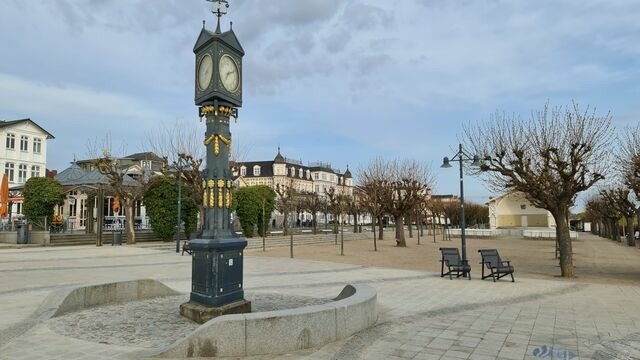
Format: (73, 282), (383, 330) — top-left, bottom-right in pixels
(181, 238), (251, 322)
(180, 299), (251, 324)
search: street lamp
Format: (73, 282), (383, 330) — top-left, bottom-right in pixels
(175, 155), (186, 253)
(441, 143), (481, 263)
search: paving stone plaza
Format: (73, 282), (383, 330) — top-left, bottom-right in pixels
(1, 235), (640, 359)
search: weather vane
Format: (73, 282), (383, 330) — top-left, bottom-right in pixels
(206, 0), (230, 33)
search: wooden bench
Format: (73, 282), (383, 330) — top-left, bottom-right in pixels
(478, 249), (514, 282)
(439, 247), (471, 280)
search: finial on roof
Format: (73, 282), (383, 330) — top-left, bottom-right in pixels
(202, 20), (206, 29)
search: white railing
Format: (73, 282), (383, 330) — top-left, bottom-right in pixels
(523, 229), (578, 239)
(446, 228), (498, 237)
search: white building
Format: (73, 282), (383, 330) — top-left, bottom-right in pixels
(0, 118), (54, 217)
(487, 192), (556, 229)
(234, 148), (354, 227)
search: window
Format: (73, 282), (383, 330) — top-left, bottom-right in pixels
(31, 165), (40, 178)
(321, 173), (326, 180)
(315, 185), (320, 193)
(306, 170), (311, 179)
(298, 168), (303, 178)
(240, 166), (246, 176)
(4, 163), (14, 181)
(20, 136), (28, 151)
(253, 165), (261, 176)
(18, 164), (27, 183)
(33, 138), (42, 153)
(290, 167), (295, 177)
(6, 133), (15, 150)
(141, 160), (151, 169)
(314, 173), (319, 180)
(79, 199), (87, 227)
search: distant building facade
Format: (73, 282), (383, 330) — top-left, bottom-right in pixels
(1, 118), (54, 217)
(54, 152), (165, 231)
(487, 192), (555, 229)
(233, 149), (353, 227)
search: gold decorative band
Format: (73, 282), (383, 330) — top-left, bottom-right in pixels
(199, 105), (237, 119)
(203, 134), (232, 156)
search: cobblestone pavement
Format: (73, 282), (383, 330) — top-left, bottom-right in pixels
(1, 235), (640, 359)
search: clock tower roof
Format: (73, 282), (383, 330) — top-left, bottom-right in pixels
(193, 26), (245, 55)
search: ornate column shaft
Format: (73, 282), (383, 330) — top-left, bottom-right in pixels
(200, 104), (235, 239)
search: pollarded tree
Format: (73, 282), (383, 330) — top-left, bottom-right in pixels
(23, 177), (66, 230)
(143, 176), (198, 241)
(275, 180), (297, 235)
(299, 191), (324, 234)
(619, 123), (640, 237)
(464, 102), (613, 277)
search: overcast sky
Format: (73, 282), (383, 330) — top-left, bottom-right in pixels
(1, 0), (639, 206)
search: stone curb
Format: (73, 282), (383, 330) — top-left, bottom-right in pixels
(148, 283), (378, 358)
(46, 279), (181, 318)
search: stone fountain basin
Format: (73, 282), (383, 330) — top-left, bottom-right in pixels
(150, 282), (378, 358)
(41, 279), (378, 358)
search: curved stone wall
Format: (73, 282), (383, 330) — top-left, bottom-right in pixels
(150, 284), (378, 358)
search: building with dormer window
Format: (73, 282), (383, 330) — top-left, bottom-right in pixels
(233, 148), (354, 228)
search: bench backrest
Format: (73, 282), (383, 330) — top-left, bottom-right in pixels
(440, 247), (462, 266)
(479, 249), (502, 268)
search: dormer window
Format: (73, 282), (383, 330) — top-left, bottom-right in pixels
(298, 168), (303, 178)
(290, 166), (295, 177)
(240, 166), (247, 176)
(253, 165), (261, 176)
(306, 170), (311, 179)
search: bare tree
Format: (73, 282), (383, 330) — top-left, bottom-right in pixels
(464, 102), (613, 277)
(357, 158), (392, 244)
(600, 187), (637, 245)
(91, 151), (151, 244)
(299, 192), (325, 234)
(619, 123), (640, 241)
(275, 180), (297, 236)
(358, 158), (434, 247)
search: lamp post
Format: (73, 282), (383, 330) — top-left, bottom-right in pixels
(175, 155), (185, 253)
(441, 143), (481, 263)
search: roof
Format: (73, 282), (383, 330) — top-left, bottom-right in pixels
(239, 161), (274, 178)
(0, 118), (55, 139)
(274, 148), (285, 164)
(55, 162), (139, 187)
(125, 152), (164, 162)
(344, 166), (352, 179)
(193, 27), (245, 55)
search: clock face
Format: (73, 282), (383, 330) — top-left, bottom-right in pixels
(219, 54), (240, 92)
(197, 54), (213, 91)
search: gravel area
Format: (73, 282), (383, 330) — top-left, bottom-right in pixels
(47, 293), (331, 348)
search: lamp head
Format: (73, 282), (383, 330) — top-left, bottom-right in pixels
(471, 155), (481, 167)
(441, 157), (452, 168)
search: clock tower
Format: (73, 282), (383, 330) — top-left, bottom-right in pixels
(180, 0), (251, 324)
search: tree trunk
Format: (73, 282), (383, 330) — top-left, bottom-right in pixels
(395, 215), (406, 247)
(283, 210), (289, 236)
(552, 209), (573, 277)
(124, 199), (136, 244)
(408, 216), (413, 238)
(626, 216), (635, 246)
(372, 220), (377, 251)
(312, 213), (317, 234)
(377, 215), (384, 240)
(353, 212), (358, 233)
